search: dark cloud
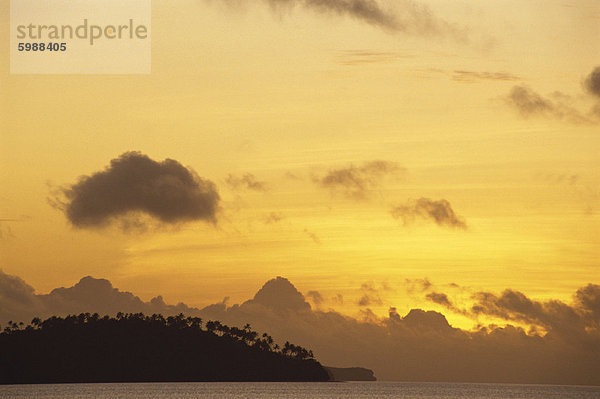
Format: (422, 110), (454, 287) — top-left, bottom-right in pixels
(306, 290), (324, 305)
(243, 276), (311, 314)
(317, 160), (403, 200)
(583, 66), (600, 98)
(470, 287), (600, 343)
(506, 86), (557, 117)
(0, 271), (42, 322)
(264, 0), (463, 38)
(425, 291), (467, 315)
(358, 283), (383, 307)
(225, 173), (267, 192)
(199, 278), (600, 385)
(54, 152), (220, 229)
(0, 271), (203, 325)
(426, 292), (452, 307)
(2, 272), (599, 385)
(506, 66), (600, 124)
(388, 306), (401, 321)
(358, 294), (382, 307)
(452, 70), (520, 83)
(391, 198), (467, 229)
(575, 284), (600, 328)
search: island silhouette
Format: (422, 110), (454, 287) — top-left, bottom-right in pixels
(0, 313), (330, 384)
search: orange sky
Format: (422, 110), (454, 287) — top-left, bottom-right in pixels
(1, 0), (599, 330)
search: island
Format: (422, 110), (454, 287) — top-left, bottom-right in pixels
(0, 313), (329, 384)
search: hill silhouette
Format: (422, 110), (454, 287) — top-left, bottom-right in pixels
(0, 313), (329, 384)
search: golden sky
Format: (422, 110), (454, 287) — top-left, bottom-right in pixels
(1, 0), (599, 329)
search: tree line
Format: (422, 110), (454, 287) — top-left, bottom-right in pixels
(0, 313), (329, 383)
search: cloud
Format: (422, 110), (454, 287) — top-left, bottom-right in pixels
(426, 292), (452, 307)
(333, 50), (412, 66)
(263, 212), (284, 224)
(0, 270), (43, 322)
(451, 70), (520, 83)
(505, 66), (600, 124)
(261, 0), (465, 40)
(2, 271), (599, 385)
(53, 152), (220, 229)
(306, 290), (324, 305)
(303, 229), (321, 244)
(470, 287), (600, 342)
(575, 284), (600, 328)
(404, 278), (432, 294)
(243, 276), (312, 314)
(0, 270), (203, 325)
(225, 173), (268, 192)
(425, 291), (468, 315)
(391, 198), (467, 229)
(357, 294), (382, 306)
(505, 86), (588, 123)
(583, 66), (600, 98)
(357, 282), (384, 307)
(316, 160), (403, 200)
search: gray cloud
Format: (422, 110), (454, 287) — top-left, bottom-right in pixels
(391, 198), (467, 229)
(225, 173), (268, 192)
(54, 152), (220, 229)
(207, 0), (470, 41)
(317, 160), (403, 200)
(506, 66), (600, 124)
(575, 284), (600, 329)
(506, 86), (558, 116)
(306, 290), (324, 305)
(266, 0), (463, 38)
(358, 282), (384, 307)
(470, 286), (600, 342)
(0, 270), (203, 325)
(426, 292), (452, 307)
(452, 70), (520, 83)
(243, 276), (312, 314)
(2, 271), (599, 385)
(358, 294), (382, 307)
(583, 66), (600, 98)
(425, 291), (467, 315)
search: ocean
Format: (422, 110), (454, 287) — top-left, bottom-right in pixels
(1, 382), (599, 399)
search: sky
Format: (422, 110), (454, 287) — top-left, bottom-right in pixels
(1, 0), (600, 374)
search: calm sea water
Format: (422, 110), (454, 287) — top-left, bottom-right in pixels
(1, 382), (599, 399)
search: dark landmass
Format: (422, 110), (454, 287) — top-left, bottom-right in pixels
(325, 366), (377, 381)
(0, 313), (329, 384)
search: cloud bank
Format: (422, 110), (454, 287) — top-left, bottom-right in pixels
(391, 198), (467, 229)
(2, 271), (598, 385)
(54, 152), (220, 229)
